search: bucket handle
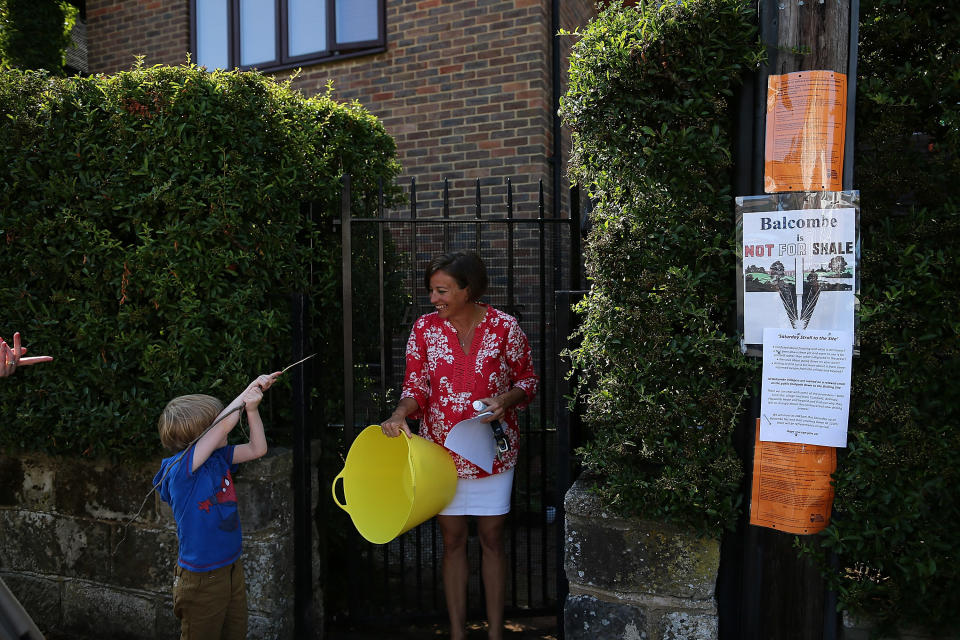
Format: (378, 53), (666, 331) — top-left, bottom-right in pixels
(331, 470), (349, 513)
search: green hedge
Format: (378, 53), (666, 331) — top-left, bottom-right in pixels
(564, 0), (959, 631)
(0, 64), (402, 458)
(801, 0), (960, 632)
(0, 0), (77, 74)
(560, 0), (762, 537)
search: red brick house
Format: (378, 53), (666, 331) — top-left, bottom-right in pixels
(77, 0), (596, 217)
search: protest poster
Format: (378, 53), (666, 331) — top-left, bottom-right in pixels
(736, 191), (860, 356)
(764, 71), (847, 193)
(749, 420), (836, 535)
(761, 328), (853, 447)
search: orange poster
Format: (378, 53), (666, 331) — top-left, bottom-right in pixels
(764, 71), (847, 193)
(749, 420), (836, 534)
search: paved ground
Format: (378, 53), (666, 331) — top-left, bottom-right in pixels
(326, 615), (558, 639)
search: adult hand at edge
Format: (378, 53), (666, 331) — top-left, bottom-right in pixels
(0, 332), (53, 378)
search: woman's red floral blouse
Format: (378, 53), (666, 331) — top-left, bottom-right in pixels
(401, 304), (538, 478)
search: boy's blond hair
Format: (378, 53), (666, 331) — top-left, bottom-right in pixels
(158, 394), (224, 451)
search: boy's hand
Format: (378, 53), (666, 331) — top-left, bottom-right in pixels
(241, 372), (281, 411)
(242, 384), (265, 410)
(248, 372), (281, 392)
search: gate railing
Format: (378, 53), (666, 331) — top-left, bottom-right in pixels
(332, 173), (584, 627)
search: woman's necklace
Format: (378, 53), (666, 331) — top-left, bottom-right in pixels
(455, 305), (483, 354)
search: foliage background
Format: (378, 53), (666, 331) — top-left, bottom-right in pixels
(800, 0), (960, 632)
(0, 0), (77, 74)
(0, 64), (402, 458)
(559, 0), (762, 538)
(564, 0), (959, 632)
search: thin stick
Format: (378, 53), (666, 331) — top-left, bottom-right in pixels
(282, 352), (316, 374)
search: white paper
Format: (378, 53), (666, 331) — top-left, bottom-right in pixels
(761, 328), (852, 447)
(444, 412), (497, 473)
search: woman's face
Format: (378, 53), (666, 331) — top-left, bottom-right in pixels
(429, 270), (471, 320)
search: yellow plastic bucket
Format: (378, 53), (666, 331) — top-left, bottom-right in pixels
(332, 425), (458, 544)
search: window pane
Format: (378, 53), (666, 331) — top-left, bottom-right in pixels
(240, 0), (277, 66)
(289, 0), (327, 56)
(335, 0), (378, 44)
(196, 0), (229, 69)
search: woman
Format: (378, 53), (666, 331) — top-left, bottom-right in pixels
(380, 250), (537, 640)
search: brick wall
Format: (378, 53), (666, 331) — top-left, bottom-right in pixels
(319, 0), (553, 217)
(86, 1), (189, 74)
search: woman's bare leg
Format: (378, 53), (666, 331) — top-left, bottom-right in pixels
(477, 514), (507, 640)
(438, 515), (469, 640)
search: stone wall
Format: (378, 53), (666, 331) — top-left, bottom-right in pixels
(563, 475), (721, 640)
(0, 444), (322, 639)
(841, 613), (960, 640)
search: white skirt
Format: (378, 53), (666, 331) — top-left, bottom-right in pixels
(439, 468), (515, 516)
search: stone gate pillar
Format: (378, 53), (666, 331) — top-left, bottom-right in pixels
(563, 474), (721, 640)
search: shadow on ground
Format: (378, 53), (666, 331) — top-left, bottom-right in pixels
(326, 615), (558, 639)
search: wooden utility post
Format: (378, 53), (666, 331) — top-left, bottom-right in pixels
(722, 2), (859, 639)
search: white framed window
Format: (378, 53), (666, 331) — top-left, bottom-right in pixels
(191, 0), (385, 71)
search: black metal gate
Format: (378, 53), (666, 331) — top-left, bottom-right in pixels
(327, 174), (583, 631)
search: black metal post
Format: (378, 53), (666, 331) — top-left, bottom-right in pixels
(533, 179), (546, 607)
(411, 177), (418, 288)
(507, 179), (515, 316)
(291, 292), (314, 638)
(378, 179), (387, 416)
(443, 177), (450, 253)
(569, 186), (582, 291)
(341, 174), (354, 442)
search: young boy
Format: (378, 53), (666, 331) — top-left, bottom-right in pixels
(154, 371), (280, 639)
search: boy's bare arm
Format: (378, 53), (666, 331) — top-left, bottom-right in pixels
(191, 372), (280, 472)
(232, 400), (267, 464)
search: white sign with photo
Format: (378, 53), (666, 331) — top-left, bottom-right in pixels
(741, 207), (857, 347)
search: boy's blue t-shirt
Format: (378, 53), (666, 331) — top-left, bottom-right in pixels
(154, 445), (242, 572)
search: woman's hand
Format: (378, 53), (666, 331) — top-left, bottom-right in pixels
(381, 397), (418, 438)
(381, 413), (413, 438)
(477, 388), (526, 423)
(0, 332), (53, 378)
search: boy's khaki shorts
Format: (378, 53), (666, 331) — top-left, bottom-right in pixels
(173, 559), (247, 640)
